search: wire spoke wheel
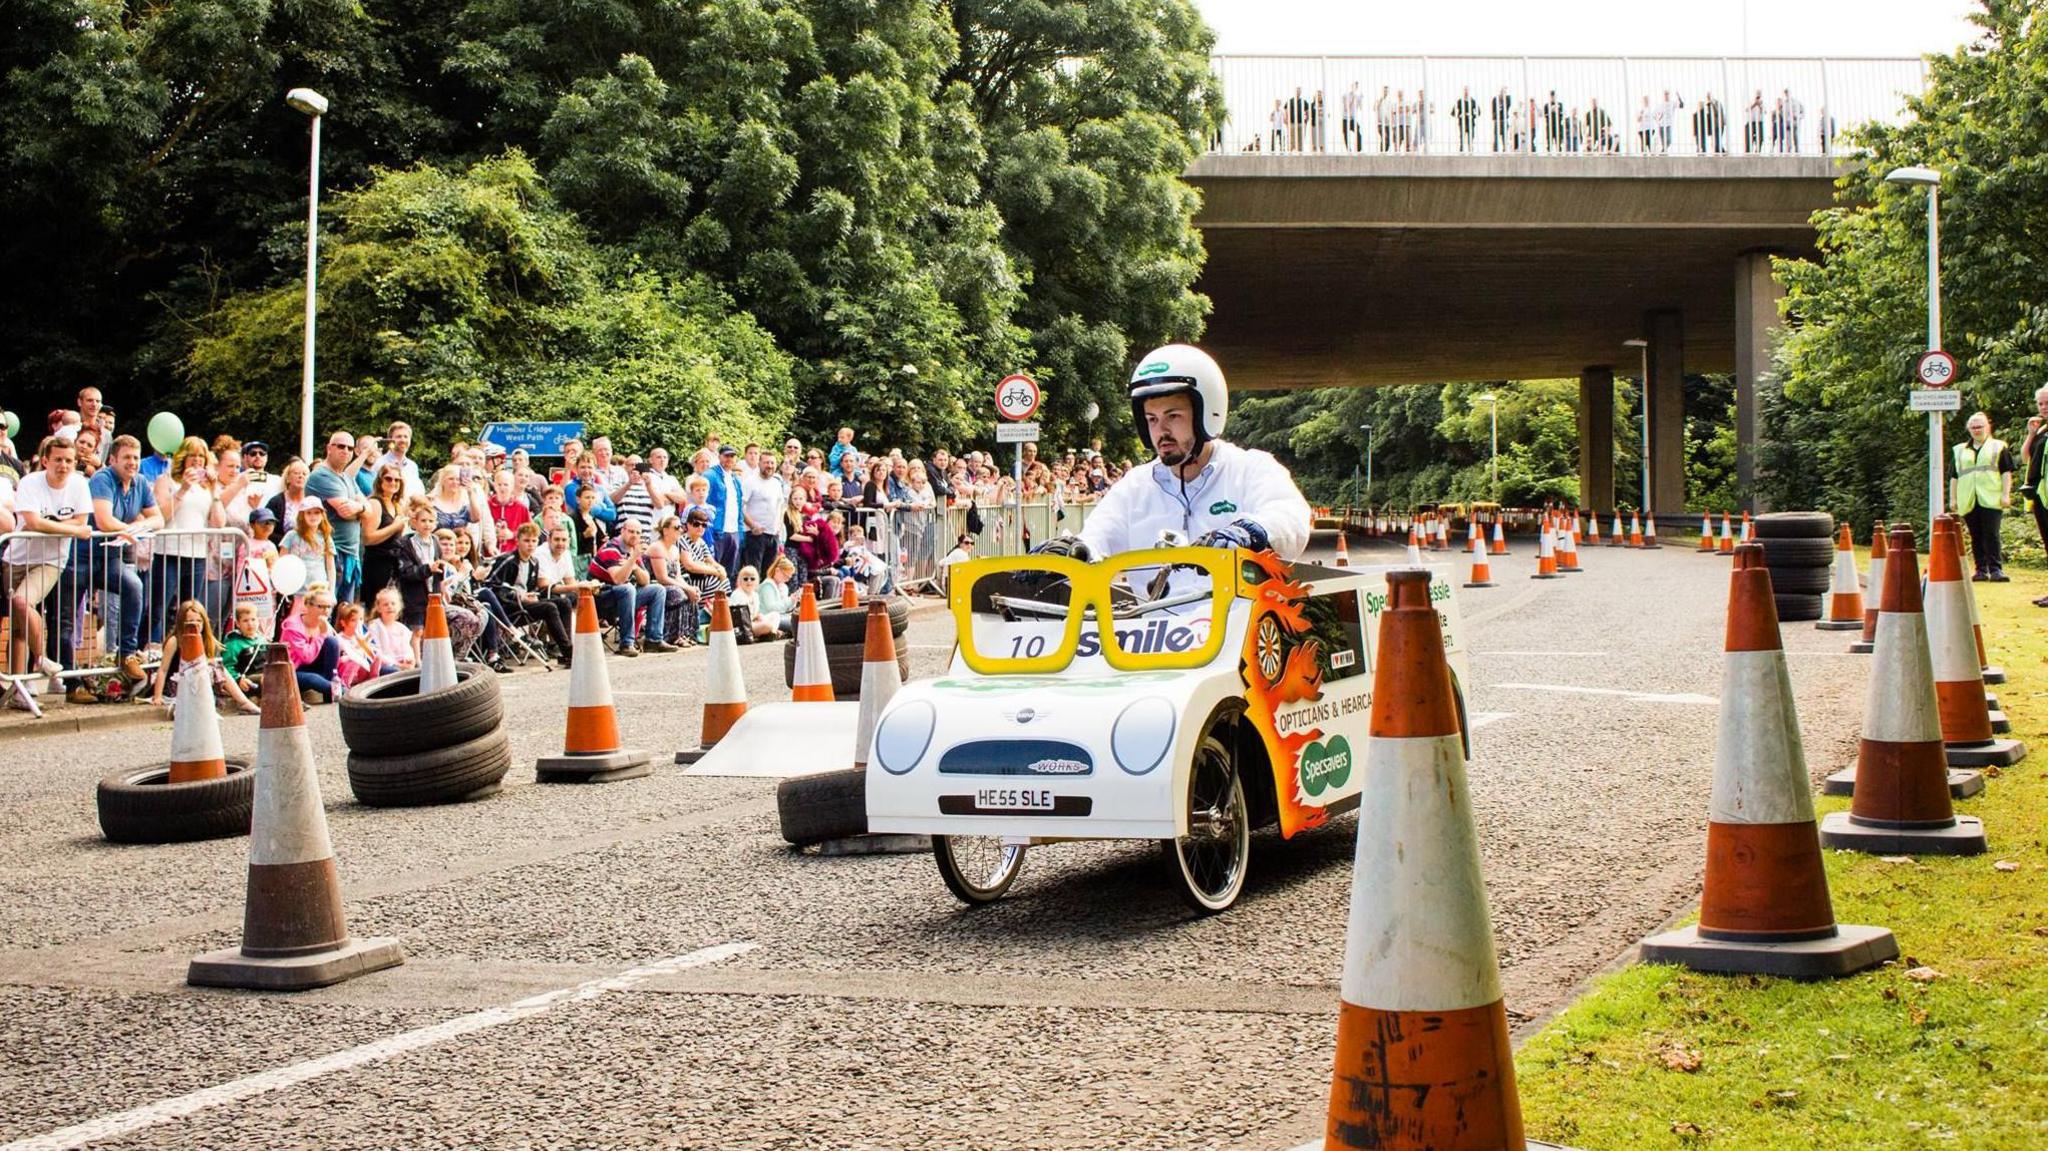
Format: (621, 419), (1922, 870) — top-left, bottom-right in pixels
(933, 835), (1026, 906)
(1162, 734), (1250, 914)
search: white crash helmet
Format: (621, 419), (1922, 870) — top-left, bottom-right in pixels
(1128, 343), (1228, 451)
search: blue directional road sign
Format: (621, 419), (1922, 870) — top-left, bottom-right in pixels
(478, 421), (585, 458)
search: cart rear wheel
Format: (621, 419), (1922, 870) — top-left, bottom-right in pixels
(1162, 734), (1250, 914)
(933, 835), (1026, 906)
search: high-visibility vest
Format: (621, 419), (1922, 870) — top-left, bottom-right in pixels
(1952, 437), (2007, 514)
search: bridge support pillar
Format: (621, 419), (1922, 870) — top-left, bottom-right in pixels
(1578, 366), (1615, 515)
(1735, 251), (1786, 511)
(1646, 309), (1686, 520)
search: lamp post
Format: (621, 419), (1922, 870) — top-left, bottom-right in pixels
(1473, 393), (1498, 500)
(1886, 164), (1944, 525)
(1624, 338), (1650, 514)
(1359, 423), (1374, 510)
(286, 87), (329, 464)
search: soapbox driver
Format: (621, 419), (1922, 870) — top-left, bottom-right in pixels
(865, 545), (1468, 914)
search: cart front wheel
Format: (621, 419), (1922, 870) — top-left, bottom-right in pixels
(933, 835), (1026, 906)
(1162, 734), (1250, 914)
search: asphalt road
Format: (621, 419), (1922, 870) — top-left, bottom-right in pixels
(0, 534), (1878, 1151)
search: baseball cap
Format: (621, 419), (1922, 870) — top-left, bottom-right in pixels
(248, 507), (278, 525)
(243, 441), (270, 454)
(719, 444), (737, 457)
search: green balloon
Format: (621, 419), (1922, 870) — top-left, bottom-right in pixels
(2, 411), (16, 439)
(146, 412), (185, 456)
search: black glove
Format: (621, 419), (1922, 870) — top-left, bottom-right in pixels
(1031, 534), (1093, 562)
(1194, 519), (1271, 552)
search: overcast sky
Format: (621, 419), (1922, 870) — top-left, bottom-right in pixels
(1194, 0), (1983, 58)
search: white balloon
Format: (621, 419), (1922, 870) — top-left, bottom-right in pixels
(270, 554), (308, 597)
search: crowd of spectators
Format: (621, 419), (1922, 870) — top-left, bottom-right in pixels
(1243, 83), (1835, 157)
(0, 390), (1131, 709)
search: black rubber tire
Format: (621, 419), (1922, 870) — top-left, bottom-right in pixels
(346, 729), (511, 807)
(812, 598), (912, 645)
(776, 767), (868, 846)
(782, 641), (913, 696)
(1757, 537), (1837, 568)
(1775, 592), (1825, 622)
(1752, 512), (1835, 539)
(338, 665), (502, 757)
(1766, 564), (1833, 595)
(97, 760), (254, 844)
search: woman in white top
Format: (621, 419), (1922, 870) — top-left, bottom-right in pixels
(152, 436), (226, 649)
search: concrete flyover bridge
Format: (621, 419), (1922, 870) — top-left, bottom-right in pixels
(1189, 55), (1929, 517)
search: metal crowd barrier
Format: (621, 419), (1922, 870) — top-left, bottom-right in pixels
(2, 527), (253, 715)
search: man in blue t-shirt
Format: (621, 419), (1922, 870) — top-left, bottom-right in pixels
(86, 434), (162, 681)
(304, 431), (366, 603)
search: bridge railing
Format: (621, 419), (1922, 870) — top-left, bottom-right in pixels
(1207, 55), (1928, 159)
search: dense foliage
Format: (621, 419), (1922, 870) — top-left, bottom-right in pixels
(0, 0), (1219, 456)
(1762, 0), (2047, 533)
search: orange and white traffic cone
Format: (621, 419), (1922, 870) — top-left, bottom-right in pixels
(1531, 522), (1561, 579)
(1644, 513), (1661, 549)
(1326, 570), (1528, 1150)
(792, 584), (835, 702)
(1584, 512), (1602, 547)
(1628, 511), (1645, 548)
(853, 601), (903, 769)
(675, 593), (748, 766)
(1468, 519), (1483, 551)
(419, 588), (458, 695)
(1641, 545), (1898, 977)
(167, 621), (228, 784)
(1740, 510), (1754, 544)
(1332, 531), (1350, 568)
(1849, 522), (1886, 653)
(1697, 513), (1716, 553)
(1489, 519), (1508, 555)
(1941, 518), (2005, 685)
(189, 645), (403, 990)
(536, 587), (652, 782)
(1556, 517), (1582, 573)
(1609, 512), (1626, 547)
(1819, 526), (1988, 855)
(1464, 533), (1496, 588)
(1925, 515), (2025, 768)
(1718, 512), (1735, 554)
(840, 577), (860, 610)
(1817, 524), (1865, 631)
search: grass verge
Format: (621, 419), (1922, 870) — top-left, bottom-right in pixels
(1513, 576), (2048, 1150)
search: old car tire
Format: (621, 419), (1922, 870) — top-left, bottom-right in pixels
(1757, 537), (1837, 568)
(1162, 734), (1251, 915)
(346, 729), (511, 807)
(97, 760), (254, 844)
(934, 835), (1027, 905)
(1774, 592), (1825, 622)
(1751, 512), (1835, 539)
(338, 665), (502, 757)
(782, 641), (913, 695)
(813, 599), (911, 645)
(1765, 564), (1832, 595)
(777, 768), (869, 847)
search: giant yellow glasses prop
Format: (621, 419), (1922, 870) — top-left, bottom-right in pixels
(950, 547), (1239, 675)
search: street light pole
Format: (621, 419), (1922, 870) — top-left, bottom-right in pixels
(1625, 338), (1650, 514)
(1887, 165), (1944, 525)
(1359, 423), (1374, 510)
(1474, 393), (1498, 500)
(286, 87), (330, 464)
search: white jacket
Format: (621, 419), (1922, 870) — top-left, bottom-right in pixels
(1079, 439), (1312, 561)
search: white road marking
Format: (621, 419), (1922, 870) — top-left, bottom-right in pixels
(1494, 682), (1717, 705)
(611, 690), (697, 697)
(1465, 711), (1513, 731)
(0, 942), (757, 1151)
(1474, 650), (1608, 657)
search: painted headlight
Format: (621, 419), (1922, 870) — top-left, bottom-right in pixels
(874, 700), (936, 775)
(1111, 697), (1176, 775)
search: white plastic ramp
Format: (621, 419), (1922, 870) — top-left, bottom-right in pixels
(679, 702), (861, 778)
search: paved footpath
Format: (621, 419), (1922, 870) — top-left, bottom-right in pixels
(0, 539), (1872, 1151)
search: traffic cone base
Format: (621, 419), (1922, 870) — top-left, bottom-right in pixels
(189, 646), (403, 991)
(1821, 762), (1985, 800)
(1640, 921), (1899, 979)
(538, 589), (651, 782)
(1818, 811), (1986, 856)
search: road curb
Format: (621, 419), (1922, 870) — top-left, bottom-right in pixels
(0, 701), (169, 744)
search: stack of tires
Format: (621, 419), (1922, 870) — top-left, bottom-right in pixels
(338, 666), (510, 805)
(779, 598), (911, 698)
(1753, 512), (1836, 622)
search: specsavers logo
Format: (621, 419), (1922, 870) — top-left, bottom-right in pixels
(1073, 615), (1211, 658)
(1298, 735), (1353, 797)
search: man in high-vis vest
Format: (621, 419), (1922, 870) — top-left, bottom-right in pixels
(1950, 410), (2015, 581)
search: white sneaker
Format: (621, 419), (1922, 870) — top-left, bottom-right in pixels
(37, 658), (62, 678)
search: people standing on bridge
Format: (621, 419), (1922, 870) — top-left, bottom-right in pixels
(1782, 89), (1805, 152)
(2021, 387), (2048, 604)
(1542, 90), (1565, 153)
(1269, 99), (1285, 152)
(1951, 411), (2015, 582)
(1285, 87), (1309, 152)
(1311, 89), (1327, 152)
(1452, 86), (1479, 152)
(1342, 82), (1364, 152)
(1376, 85), (1393, 152)
(1818, 105), (1838, 154)
(1523, 94), (1539, 153)
(1565, 104), (1583, 152)
(1391, 90), (1410, 152)
(1655, 90), (1683, 153)
(1413, 89), (1431, 152)
(1636, 96), (1655, 153)
(1745, 90), (1765, 152)
(1489, 87), (1512, 152)
(1697, 91), (1727, 153)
